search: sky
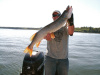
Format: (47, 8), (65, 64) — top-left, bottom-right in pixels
(0, 0), (100, 28)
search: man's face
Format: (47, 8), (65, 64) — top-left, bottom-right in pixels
(52, 12), (60, 21)
(52, 16), (60, 21)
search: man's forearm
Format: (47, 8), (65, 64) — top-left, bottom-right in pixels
(68, 25), (74, 36)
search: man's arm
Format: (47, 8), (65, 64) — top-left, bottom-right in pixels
(67, 13), (74, 36)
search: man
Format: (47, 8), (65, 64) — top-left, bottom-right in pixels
(44, 9), (74, 75)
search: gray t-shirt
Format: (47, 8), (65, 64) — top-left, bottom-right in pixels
(46, 26), (69, 59)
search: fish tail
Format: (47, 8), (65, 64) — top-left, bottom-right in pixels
(36, 41), (41, 48)
(24, 46), (33, 57)
(50, 33), (55, 39)
(30, 33), (36, 41)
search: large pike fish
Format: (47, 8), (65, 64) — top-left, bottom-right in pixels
(24, 6), (73, 56)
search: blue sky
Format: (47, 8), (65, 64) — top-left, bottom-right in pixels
(0, 0), (100, 28)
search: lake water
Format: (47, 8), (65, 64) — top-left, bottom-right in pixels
(0, 29), (100, 75)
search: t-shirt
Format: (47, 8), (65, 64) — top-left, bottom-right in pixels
(46, 26), (69, 59)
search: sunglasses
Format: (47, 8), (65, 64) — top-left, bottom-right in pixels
(53, 14), (61, 17)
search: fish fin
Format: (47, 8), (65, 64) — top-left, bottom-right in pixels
(30, 33), (36, 41)
(50, 33), (55, 39)
(36, 41), (41, 48)
(24, 46), (33, 57)
(24, 46), (29, 53)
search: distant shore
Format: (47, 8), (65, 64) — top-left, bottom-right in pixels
(75, 27), (100, 33)
(0, 26), (100, 33)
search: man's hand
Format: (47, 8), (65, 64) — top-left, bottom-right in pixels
(44, 33), (52, 41)
(44, 33), (55, 41)
(68, 13), (74, 26)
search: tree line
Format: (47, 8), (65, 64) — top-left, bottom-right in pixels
(75, 27), (100, 33)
